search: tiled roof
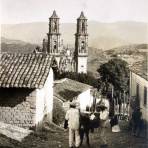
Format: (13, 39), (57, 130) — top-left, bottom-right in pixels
(130, 60), (148, 80)
(54, 78), (92, 101)
(0, 53), (53, 88)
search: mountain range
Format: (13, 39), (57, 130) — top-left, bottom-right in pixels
(1, 37), (37, 53)
(1, 21), (148, 50)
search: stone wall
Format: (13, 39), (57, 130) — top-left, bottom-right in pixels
(0, 88), (36, 129)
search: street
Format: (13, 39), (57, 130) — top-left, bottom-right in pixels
(0, 121), (147, 148)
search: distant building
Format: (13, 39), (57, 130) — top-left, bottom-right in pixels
(130, 60), (148, 122)
(0, 53), (55, 129)
(42, 10), (88, 73)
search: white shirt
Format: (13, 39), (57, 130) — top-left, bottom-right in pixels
(65, 108), (80, 130)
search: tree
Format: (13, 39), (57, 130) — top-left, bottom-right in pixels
(97, 58), (129, 95)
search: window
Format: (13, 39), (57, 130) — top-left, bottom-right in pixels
(82, 21), (85, 32)
(136, 84), (139, 100)
(144, 87), (147, 105)
(53, 21), (57, 32)
(53, 41), (57, 52)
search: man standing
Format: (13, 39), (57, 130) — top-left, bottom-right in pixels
(79, 111), (91, 147)
(65, 101), (80, 148)
(131, 107), (142, 137)
(99, 104), (109, 148)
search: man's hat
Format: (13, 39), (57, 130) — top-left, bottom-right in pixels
(97, 101), (105, 107)
(97, 101), (107, 110)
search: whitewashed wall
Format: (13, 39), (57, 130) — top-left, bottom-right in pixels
(77, 57), (87, 73)
(130, 71), (148, 122)
(35, 68), (54, 126)
(77, 89), (93, 111)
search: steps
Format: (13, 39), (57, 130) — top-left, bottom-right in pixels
(0, 122), (32, 142)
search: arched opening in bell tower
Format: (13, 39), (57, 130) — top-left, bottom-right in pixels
(53, 41), (57, 53)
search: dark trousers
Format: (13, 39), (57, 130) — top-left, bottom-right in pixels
(80, 129), (90, 146)
(132, 121), (142, 136)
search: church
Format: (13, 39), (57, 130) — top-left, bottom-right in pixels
(42, 10), (88, 74)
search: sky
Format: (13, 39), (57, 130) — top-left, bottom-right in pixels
(1, 0), (148, 24)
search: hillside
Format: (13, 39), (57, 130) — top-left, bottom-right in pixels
(1, 37), (27, 45)
(105, 44), (148, 66)
(105, 44), (148, 55)
(88, 44), (148, 77)
(1, 21), (148, 50)
(1, 37), (37, 53)
(88, 47), (110, 77)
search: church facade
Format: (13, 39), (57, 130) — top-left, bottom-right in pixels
(42, 11), (88, 73)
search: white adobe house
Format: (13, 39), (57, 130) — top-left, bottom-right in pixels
(53, 78), (94, 112)
(0, 53), (55, 129)
(130, 60), (148, 123)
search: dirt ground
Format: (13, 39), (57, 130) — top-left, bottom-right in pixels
(0, 121), (147, 148)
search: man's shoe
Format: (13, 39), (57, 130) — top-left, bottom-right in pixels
(87, 143), (90, 147)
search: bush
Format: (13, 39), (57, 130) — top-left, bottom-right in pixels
(53, 98), (66, 126)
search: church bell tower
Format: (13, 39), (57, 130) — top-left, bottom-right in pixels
(75, 11), (88, 73)
(48, 10), (61, 65)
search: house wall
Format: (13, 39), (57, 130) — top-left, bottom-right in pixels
(0, 88), (36, 128)
(36, 68), (54, 127)
(130, 71), (148, 122)
(0, 68), (54, 129)
(77, 89), (93, 111)
(77, 57), (87, 73)
(61, 89), (94, 112)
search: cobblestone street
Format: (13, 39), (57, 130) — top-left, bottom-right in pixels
(0, 121), (147, 148)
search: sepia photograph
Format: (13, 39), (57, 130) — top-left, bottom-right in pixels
(0, 0), (148, 147)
